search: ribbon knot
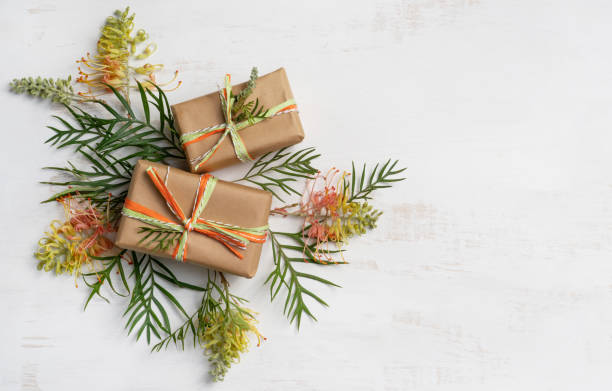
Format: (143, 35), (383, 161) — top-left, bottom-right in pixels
(122, 166), (268, 262)
(180, 73), (298, 171)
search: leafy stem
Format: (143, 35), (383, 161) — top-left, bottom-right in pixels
(47, 82), (184, 161)
(82, 251), (130, 309)
(137, 226), (182, 252)
(150, 301), (201, 352)
(41, 83), (185, 226)
(347, 159), (406, 202)
(266, 230), (343, 329)
(123, 252), (203, 344)
(233, 147), (319, 201)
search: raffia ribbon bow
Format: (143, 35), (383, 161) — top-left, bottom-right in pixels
(122, 166), (268, 261)
(180, 74), (297, 171)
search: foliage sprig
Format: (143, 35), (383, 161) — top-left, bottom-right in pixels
(123, 251), (203, 344)
(46, 82), (183, 161)
(137, 226), (181, 252)
(234, 147), (319, 201)
(83, 252), (130, 309)
(348, 159), (406, 202)
(41, 83), (183, 224)
(9, 76), (78, 105)
(230, 67), (269, 124)
(266, 230), (343, 328)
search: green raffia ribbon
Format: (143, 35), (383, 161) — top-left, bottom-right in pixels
(179, 74), (298, 171)
(122, 166), (268, 261)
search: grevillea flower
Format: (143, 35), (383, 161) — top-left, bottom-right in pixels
(199, 302), (264, 382)
(34, 195), (114, 285)
(9, 76), (77, 105)
(76, 7), (180, 99)
(274, 168), (383, 263)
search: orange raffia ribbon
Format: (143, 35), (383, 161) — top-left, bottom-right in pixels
(121, 166), (268, 262)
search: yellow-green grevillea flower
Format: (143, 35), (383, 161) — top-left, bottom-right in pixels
(76, 7), (179, 98)
(199, 305), (264, 382)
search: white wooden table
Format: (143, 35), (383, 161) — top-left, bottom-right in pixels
(2, 0), (612, 389)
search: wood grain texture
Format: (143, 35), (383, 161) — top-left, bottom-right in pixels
(2, 0), (612, 389)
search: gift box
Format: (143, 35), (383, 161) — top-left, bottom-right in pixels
(172, 67), (305, 173)
(115, 160), (272, 278)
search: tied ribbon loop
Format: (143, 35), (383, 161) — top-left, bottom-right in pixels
(180, 73), (298, 171)
(122, 166), (268, 262)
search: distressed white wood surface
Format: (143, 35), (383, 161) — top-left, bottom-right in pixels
(2, 0), (612, 389)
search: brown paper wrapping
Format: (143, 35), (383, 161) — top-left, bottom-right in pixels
(171, 67), (305, 173)
(115, 160), (272, 278)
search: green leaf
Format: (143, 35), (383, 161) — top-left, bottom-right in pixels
(137, 82), (151, 124)
(105, 83), (135, 119)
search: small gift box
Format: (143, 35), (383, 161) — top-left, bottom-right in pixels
(171, 67), (305, 173)
(115, 160), (272, 278)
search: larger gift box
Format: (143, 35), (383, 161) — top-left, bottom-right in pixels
(115, 160), (272, 278)
(172, 67), (305, 173)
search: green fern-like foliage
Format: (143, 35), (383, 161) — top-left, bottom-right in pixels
(266, 230), (343, 328)
(124, 251), (204, 344)
(83, 251), (130, 309)
(348, 159), (406, 202)
(151, 273), (221, 352)
(41, 147), (131, 221)
(41, 83), (184, 225)
(234, 147), (319, 201)
(137, 226), (182, 252)
(82, 251), (205, 346)
(46, 82), (183, 161)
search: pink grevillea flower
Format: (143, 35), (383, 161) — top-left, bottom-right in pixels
(35, 194), (115, 286)
(296, 169), (351, 263)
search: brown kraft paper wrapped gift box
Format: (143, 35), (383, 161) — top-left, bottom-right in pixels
(115, 160), (272, 278)
(171, 67), (304, 173)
